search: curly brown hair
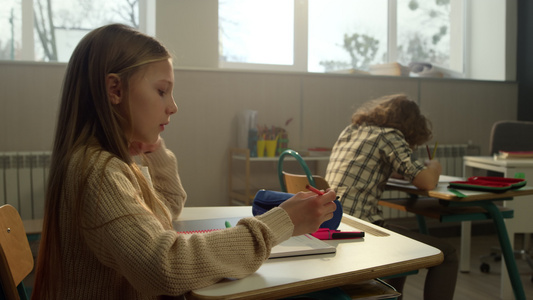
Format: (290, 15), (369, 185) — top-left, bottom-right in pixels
(352, 94), (432, 147)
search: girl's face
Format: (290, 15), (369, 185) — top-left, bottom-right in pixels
(122, 59), (177, 145)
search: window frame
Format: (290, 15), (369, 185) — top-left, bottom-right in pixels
(218, 0), (308, 72)
(218, 0), (465, 76)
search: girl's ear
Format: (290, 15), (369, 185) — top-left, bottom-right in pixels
(106, 74), (123, 105)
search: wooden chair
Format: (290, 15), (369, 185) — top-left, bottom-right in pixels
(0, 204), (33, 300)
(282, 172), (330, 194)
(278, 149), (329, 193)
(278, 150), (400, 299)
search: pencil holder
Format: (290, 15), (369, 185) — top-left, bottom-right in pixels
(257, 140), (266, 157)
(265, 140), (277, 157)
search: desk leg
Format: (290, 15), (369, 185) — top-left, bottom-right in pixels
(481, 202), (526, 300)
(460, 221), (471, 273)
(416, 215), (428, 235)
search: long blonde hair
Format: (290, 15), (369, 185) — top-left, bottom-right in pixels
(32, 24), (172, 299)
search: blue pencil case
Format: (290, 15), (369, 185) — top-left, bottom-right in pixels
(252, 190), (343, 230)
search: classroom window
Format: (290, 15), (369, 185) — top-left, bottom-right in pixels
(0, 0), (140, 62)
(308, 0), (388, 73)
(396, 0), (454, 70)
(0, 0), (22, 60)
(219, 0), (294, 66)
(218, 0), (464, 74)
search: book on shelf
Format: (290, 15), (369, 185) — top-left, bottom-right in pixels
(496, 151), (533, 159)
(368, 62), (410, 77)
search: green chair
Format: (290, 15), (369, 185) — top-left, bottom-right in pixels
(278, 149), (325, 193)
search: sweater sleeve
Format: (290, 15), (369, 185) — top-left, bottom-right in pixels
(142, 139), (187, 220)
(79, 154), (293, 297)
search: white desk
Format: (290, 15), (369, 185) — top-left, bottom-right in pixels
(463, 156), (533, 300)
(385, 177), (533, 300)
(179, 206), (442, 300)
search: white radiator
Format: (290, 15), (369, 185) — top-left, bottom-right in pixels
(381, 144), (481, 219)
(0, 152), (51, 220)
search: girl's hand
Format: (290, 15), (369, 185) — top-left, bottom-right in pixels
(129, 138), (162, 155)
(279, 189), (337, 236)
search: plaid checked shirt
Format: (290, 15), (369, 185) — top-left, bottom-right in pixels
(325, 124), (425, 223)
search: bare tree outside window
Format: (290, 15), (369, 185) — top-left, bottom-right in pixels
(319, 33), (380, 72)
(36, 0), (139, 62)
(397, 0), (451, 68)
(34, 0), (58, 61)
(0, 1), (22, 60)
(114, 0), (139, 28)
(317, 0), (452, 73)
(309, 0), (388, 73)
(0, 0), (139, 62)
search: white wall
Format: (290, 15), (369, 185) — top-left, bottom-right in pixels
(0, 62), (518, 207)
(466, 0), (517, 81)
(0, 1), (521, 208)
(156, 0), (219, 69)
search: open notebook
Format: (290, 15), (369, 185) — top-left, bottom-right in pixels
(174, 217), (336, 259)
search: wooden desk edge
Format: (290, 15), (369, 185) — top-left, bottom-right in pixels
(187, 215), (443, 300)
(187, 252), (443, 300)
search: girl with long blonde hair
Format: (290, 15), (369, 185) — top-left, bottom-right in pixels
(32, 24), (336, 299)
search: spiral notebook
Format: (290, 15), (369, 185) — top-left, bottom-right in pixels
(174, 217), (336, 259)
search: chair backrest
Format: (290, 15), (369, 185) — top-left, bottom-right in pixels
(278, 150), (343, 231)
(489, 120), (533, 155)
(0, 205), (33, 300)
(282, 172), (331, 194)
(278, 149), (330, 193)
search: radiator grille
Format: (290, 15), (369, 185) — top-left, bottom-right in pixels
(381, 144), (480, 219)
(0, 152), (51, 220)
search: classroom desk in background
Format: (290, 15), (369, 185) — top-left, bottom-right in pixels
(177, 206), (443, 300)
(463, 156), (533, 300)
(385, 177), (533, 300)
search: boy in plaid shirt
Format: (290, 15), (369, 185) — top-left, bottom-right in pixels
(326, 94), (458, 300)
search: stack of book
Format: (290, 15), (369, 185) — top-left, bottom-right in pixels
(369, 62), (410, 77)
(496, 150), (533, 159)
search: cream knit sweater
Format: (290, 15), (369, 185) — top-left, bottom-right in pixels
(56, 142), (293, 299)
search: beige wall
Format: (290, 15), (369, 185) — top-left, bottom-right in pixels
(0, 62), (518, 207)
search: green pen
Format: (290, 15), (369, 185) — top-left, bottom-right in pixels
(225, 220), (232, 228)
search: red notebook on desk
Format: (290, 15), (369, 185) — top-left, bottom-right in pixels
(448, 176), (527, 193)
